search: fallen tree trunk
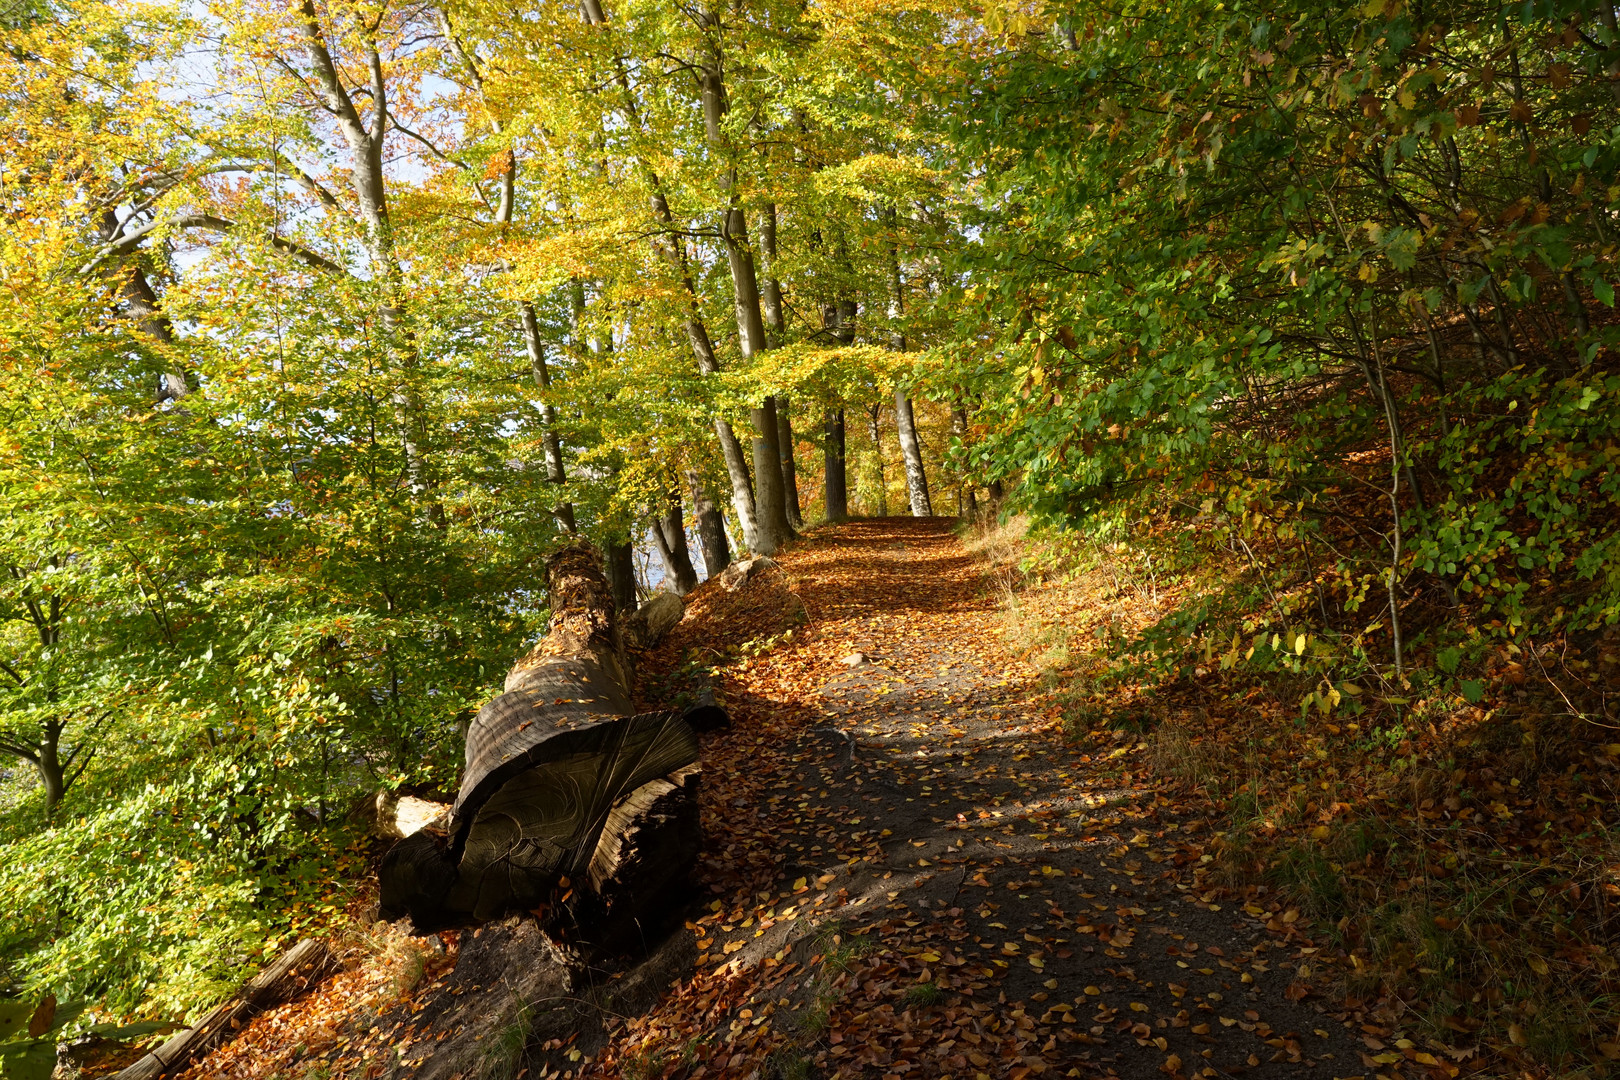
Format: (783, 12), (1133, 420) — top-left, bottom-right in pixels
(113, 939), (334, 1080)
(381, 542), (723, 935)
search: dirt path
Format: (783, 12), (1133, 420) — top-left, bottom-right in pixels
(603, 519), (1374, 1080)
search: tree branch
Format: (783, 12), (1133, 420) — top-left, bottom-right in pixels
(96, 212), (346, 276)
(0, 658), (26, 687)
(385, 110), (468, 169)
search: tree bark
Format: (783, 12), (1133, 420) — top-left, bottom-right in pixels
(884, 241), (932, 516)
(952, 405), (977, 520)
(296, 0), (436, 510)
(697, 43), (792, 554)
(866, 404), (889, 517)
(894, 391), (933, 517)
(823, 408), (847, 523)
(650, 493), (699, 596)
(749, 399), (791, 554)
(567, 0), (761, 553)
(687, 473), (732, 577)
(759, 203), (785, 349)
(604, 540), (637, 611)
(521, 302), (576, 533)
(775, 395), (803, 530)
(96, 213), (187, 402)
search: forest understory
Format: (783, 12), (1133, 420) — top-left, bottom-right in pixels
(87, 513), (1620, 1080)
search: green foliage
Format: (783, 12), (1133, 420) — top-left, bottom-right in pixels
(929, 0), (1620, 678)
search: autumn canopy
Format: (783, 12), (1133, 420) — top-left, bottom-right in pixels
(2, 0), (1620, 1070)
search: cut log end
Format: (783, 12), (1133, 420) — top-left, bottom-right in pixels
(380, 540), (719, 937)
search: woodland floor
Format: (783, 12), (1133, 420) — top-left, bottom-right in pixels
(178, 518), (1460, 1080)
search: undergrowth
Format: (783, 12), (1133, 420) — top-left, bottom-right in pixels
(981, 511), (1620, 1076)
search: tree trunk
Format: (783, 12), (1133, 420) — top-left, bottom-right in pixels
(380, 544), (716, 929)
(650, 494), (699, 596)
(759, 204), (785, 349)
(866, 405), (889, 517)
(698, 52), (792, 554)
(749, 400), (790, 554)
(296, 0), (437, 511)
(579, 0), (762, 553)
(758, 209), (800, 528)
(952, 405), (977, 520)
(894, 392), (933, 517)
(521, 302), (576, 533)
(821, 300), (855, 524)
(604, 539), (637, 611)
(776, 395), (803, 530)
(96, 213), (187, 402)
(35, 723), (65, 819)
(884, 237), (931, 516)
(647, 186), (759, 550)
(823, 408), (847, 523)
(687, 473), (732, 577)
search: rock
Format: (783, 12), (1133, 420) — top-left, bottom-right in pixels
(370, 792), (450, 839)
(841, 652), (867, 667)
(623, 591), (685, 649)
(716, 556), (777, 592)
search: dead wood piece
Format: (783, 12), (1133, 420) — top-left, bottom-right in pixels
(717, 555), (778, 592)
(113, 939), (334, 1080)
(623, 591), (684, 649)
(380, 541), (717, 929)
(506, 542), (631, 695)
(443, 709), (698, 922)
(370, 792), (449, 839)
(587, 762), (701, 905)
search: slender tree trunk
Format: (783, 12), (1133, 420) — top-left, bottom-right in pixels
(885, 242), (932, 515)
(520, 302), (576, 533)
(649, 493), (699, 596)
(821, 300), (855, 524)
(1345, 304), (1410, 675)
(776, 396), (803, 529)
(952, 405), (977, 520)
(823, 408), (847, 523)
(758, 205), (801, 529)
(604, 540), (637, 611)
(866, 404), (889, 516)
(698, 49), (791, 554)
(574, 0), (761, 550)
(759, 204), (785, 349)
(687, 472), (732, 577)
(36, 724), (65, 819)
(894, 392), (933, 517)
(643, 185), (759, 550)
(297, 1), (438, 516)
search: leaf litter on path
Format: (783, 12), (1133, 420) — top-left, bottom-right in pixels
(591, 519), (1389, 1080)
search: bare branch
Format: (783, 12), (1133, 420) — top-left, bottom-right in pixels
(96, 212), (347, 276)
(385, 110), (468, 169)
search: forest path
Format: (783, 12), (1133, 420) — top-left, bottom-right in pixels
(611, 518), (1372, 1080)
